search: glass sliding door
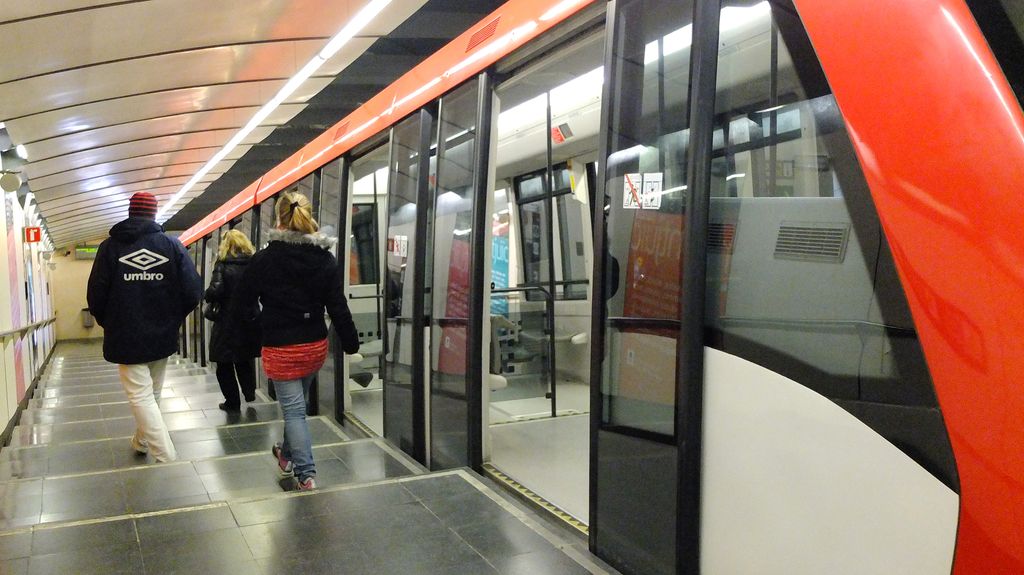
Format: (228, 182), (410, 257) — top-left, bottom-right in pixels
(429, 79), (484, 469)
(345, 145), (390, 436)
(485, 30), (603, 525)
(317, 159), (344, 422)
(383, 109), (436, 463)
(203, 229), (221, 368)
(593, 0), (695, 573)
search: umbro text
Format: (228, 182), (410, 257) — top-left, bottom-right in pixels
(123, 271), (164, 281)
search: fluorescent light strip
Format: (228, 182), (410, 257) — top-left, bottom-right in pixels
(157, 0), (393, 221)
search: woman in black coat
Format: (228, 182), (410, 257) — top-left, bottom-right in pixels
(205, 229), (262, 411)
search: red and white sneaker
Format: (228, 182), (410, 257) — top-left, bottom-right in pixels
(271, 442), (293, 476)
(296, 476), (317, 491)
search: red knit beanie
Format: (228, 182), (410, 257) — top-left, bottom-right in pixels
(129, 192), (158, 219)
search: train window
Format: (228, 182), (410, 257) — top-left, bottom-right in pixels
(601, 0), (694, 437)
(556, 193), (588, 299)
(703, 0), (956, 489)
(349, 203), (378, 285)
(258, 196), (275, 248)
(513, 163), (588, 300)
(295, 173), (316, 208)
(237, 210), (252, 244)
(966, 0), (1024, 108)
(319, 158), (343, 254)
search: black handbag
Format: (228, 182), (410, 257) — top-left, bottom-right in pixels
(203, 301), (221, 322)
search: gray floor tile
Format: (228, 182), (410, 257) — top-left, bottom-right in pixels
(0, 531), (31, 560)
(0, 480), (43, 499)
(193, 453), (271, 476)
(200, 467), (282, 495)
(404, 474), (480, 502)
(490, 548), (593, 575)
(42, 472), (122, 495)
(453, 514), (554, 563)
(231, 492), (334, 527)
(128, 492), (213, 514)
(321, 483), (417, 514)
(0, 557), (28, 575)
(31, 518), (136, 556)
(419, 490), (510, 530)
(0, 494), (42, 521)
(362, 526), (486, 573)
(27, 541), (144, 575)
(141, 527), (253, 575)
(136, 506), (237, 545)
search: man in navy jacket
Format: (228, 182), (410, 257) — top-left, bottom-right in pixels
(87, 192), (202, 462)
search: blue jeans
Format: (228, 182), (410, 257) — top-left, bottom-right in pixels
(273, 375), (316, 480)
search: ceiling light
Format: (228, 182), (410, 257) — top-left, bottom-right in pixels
(156, 0), (393, 222)
(14, 145), (27, 160)
(726, 173), (745, 181)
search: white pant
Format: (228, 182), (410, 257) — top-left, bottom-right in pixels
(118, 358), (176, 462)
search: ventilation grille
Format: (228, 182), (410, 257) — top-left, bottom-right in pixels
(774, 223), (849, 262)
(708, 223), (737, 254)
(467, 16), (501, 52)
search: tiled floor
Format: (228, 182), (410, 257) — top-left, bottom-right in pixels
(0, 341), (615, 574)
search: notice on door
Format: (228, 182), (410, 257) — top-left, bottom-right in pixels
(622, 173), (664, 210)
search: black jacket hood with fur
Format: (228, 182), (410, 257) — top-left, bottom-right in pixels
(232, 229), (359, 353)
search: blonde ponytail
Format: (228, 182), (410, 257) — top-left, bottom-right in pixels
(276, 189), (318, 235)
(218, 229), (255, 260)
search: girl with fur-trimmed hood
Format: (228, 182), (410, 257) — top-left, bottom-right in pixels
(233, 189), (360, 490)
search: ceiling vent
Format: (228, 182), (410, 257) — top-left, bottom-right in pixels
(708, 222), (737, 254)
(773, 223), (849, 263)
(467, 16), (501, 52)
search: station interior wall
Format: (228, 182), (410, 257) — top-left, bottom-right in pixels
(51, 251), (103, 341)
(0, 191), (57, 431)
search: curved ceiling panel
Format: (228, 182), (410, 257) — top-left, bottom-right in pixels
(0, 41), (324, 119)
(0, 0), (369, 83)
(27, 127), (275, 184)
(41, 183), (194, 215)
(0, 0), (507, 248)
(30, 148), (222, 190)
(9, 81), (290, 141)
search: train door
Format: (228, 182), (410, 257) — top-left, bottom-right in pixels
(591, 0), (696, 572)
(483, 30), (603, 524)
(256, 196), (277, 397)
(202, 228), (221, 367)
(316, 161), (344, 422)
(382, 108), (437, 463)
(342, 144), (389, 435)
(190, 244), (201, 361)
(428, 77), (488, 470)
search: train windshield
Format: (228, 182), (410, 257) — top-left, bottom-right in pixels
(967, 0), (1024, 108)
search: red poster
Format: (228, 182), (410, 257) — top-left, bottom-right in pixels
(617, 210), (685, 406)
(437, 237), (471, 375)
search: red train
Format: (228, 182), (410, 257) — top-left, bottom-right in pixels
(179, 0), (1024, 573)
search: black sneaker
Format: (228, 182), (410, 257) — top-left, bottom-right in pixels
(218, 402), (240, 412)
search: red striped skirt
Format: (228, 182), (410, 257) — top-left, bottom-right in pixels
(261, 339), (328, 381)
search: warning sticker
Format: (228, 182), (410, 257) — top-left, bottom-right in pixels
(623, 173), (642, 209)
(623, 173), (665, 210)
(642, 172), (663, 210)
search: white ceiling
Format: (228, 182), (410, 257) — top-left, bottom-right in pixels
(0, 0), (427, 247)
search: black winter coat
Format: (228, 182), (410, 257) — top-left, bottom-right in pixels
(233, 229), (360, 353)
(87, 217), (203, 365)
(204, 258), (261, 363)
